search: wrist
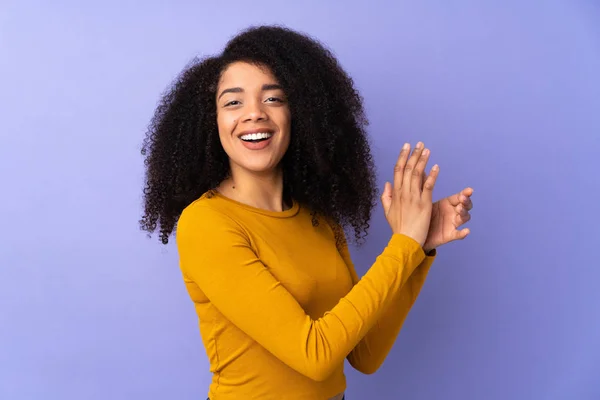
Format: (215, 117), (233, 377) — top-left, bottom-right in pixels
(422, 245), (436, 255)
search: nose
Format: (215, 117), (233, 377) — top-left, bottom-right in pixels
(242, 100), (268, 122)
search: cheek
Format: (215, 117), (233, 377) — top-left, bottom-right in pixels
(216, 121), (235, 158)
(216, 113), (228, 130)
(216, 113), (237, 141)
(277, 108), (292, 135)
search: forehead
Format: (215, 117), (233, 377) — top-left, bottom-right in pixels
(218, 61), (279, 88)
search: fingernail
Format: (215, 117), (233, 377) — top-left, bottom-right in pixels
(416, 142), (423, 149)
(422, 148), (429, 155)
(402, 143), (409, 150)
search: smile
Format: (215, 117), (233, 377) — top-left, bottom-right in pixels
(239, 132), (273, 143)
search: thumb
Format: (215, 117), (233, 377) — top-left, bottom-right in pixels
(381, 181), (392, 215)
(453, 228), (471, 240)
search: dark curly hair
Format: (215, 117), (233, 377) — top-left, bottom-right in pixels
(140, 25), (378, 245)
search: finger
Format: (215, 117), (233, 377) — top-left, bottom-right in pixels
(422, 164), (439, 202)
(446, 193), (461, 206)
(455, 212), (471, 227)
(421, 171), (427, 191)
(456, 204), (469, 218)
(455, 203), (470, 225)
(402, 142), (424, 196)
(381, 181), (392, 215)
(448, 187), (474, 207)
(411, 147), (430, 194)
(453, 228), (470, 240)
(461, 187), (474, 197)
(393, 143), (411, 193)
(460, 189), (474, 211)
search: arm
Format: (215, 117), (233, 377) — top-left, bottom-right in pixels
(176, 204), (427, 382)
(341, 233), (436, 374)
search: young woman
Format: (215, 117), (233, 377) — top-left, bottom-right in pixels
(140, 25), (473, 400)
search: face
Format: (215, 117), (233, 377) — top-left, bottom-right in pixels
(216, 61), (291, 177)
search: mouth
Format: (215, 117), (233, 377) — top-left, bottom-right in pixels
(238, 130), (274, 143)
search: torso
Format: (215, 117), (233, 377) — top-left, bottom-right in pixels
(179, 192), (354, 399)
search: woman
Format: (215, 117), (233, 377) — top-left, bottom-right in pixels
(140, 25), (473, 400)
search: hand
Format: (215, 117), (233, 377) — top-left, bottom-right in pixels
(381, 142), (440, 246)
(423, 187), (473, 253)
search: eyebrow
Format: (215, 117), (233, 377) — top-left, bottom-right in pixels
(218, 84), (284, 100)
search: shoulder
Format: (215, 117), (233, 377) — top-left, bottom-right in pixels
(177, 192), (245, 240)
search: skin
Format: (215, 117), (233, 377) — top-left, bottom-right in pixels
(424, 186), (473, 252)
(380, 143), (473, 252)
(380, 142), (439, 246)
(215, 61), (292, 212)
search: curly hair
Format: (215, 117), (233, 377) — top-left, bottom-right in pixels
(140, 25), (378, 245)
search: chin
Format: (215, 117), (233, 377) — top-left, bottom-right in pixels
(231, 157), (281, 175)
(244, 163), (281, 175)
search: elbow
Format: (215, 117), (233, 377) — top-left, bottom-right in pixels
(306, 362), (380, 381)
(348, 358), (382, 375)
(354, 365), (380, 375)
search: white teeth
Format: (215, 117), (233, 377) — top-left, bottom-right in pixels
(240, 132), (272, 141)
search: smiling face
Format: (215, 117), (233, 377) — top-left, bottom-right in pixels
(216, 61), (291, 178)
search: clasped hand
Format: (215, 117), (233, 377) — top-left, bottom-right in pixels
(381, 142), (473, 253)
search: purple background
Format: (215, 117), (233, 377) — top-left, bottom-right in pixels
(1, 1), (599, 399)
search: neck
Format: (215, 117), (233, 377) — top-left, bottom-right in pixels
(217, 165), (289, 212)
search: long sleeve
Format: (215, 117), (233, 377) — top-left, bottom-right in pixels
(343, 235), (436, 374)
(175, 204), (427, 382)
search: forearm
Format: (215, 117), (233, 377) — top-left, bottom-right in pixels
(347, 253), (435, 374)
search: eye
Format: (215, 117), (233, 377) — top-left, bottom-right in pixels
(224, 100), (240, 107)
(265, 97), (284, 103)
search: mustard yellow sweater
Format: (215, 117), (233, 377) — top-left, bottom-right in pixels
(176, 192), (436, 400)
